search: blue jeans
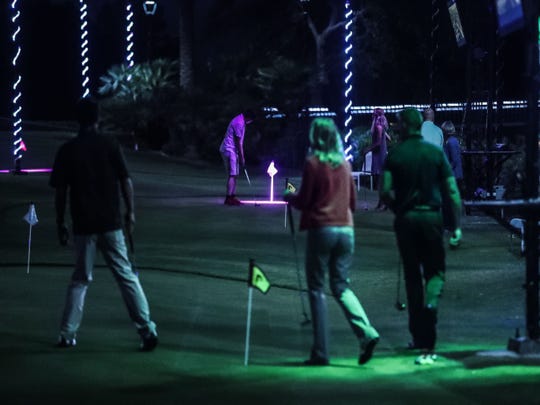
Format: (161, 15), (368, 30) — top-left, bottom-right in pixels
(59, 229), (156, 340)
(305, 226), (379, 361)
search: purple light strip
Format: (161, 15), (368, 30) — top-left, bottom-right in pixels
(0, 168), (52, 173)
(240, 200), (287, 205)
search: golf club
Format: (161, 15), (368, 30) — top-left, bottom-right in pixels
(243, 167), (251, 186)
(285, 179), (310, 325)
(395, 256), (406, 311)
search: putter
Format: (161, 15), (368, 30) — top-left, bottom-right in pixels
(395, 256), (406, 311)
(286, 201), (311, 325)
(243, 168), (251, 186)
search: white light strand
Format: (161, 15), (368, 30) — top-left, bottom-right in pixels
(343, 1), (354, 160)
(125, 2), (134, 81)
(79, 0), (90, 98)
(11, 0), (24, 165)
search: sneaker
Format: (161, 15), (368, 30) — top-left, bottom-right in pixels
(359, 337), (379, 365)
(140, 333), (158, 352)
(414, 353), (437, 365)
(56, 336), (76, 348)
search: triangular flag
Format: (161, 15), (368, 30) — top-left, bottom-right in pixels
(286, 181), (296, 193)
(23, 203), (38, 226)
(248, 260), (271, 294)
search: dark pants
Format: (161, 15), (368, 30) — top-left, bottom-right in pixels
(394, 210), (445, 351)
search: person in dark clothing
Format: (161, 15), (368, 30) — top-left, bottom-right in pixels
(380, 108), (462, 365)
(49, 97), (158, 351)
(441, 120), (464, 236)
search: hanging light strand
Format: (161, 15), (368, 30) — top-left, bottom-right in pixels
(79, 0), (90, 98)
(125, 2), (134, 81)
(343, 1), (354, 161)
(11, 0), (24, 167)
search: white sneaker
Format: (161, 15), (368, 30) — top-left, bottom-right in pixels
(414, 353), (437, 365)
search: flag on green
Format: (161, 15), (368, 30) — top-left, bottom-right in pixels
(286, 181), (296, 193)
(23, 203), (38, 226)
(248, 259), (271, 294)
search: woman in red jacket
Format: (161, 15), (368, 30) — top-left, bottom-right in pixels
(284, 118), (379, 366)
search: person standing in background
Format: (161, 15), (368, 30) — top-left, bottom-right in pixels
(363, 108), (391, 210)
(421, 108), (443, 148)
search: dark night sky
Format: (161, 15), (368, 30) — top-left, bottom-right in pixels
(0, 0), (531, 122)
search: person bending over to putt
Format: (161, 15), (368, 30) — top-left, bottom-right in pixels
(219, 110), (255, 205)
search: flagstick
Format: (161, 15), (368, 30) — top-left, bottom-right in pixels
(26, 222), (32, 274)
(244, 286), (253, 366)
(284, 179), (288, 229)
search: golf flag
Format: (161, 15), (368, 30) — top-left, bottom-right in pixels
(23, 203), (38, 274)
(286, 180), (296, 193)
(248, 259), (271, 294)
(23, 203), (38, 226)
(284, 178), (296, 228)
(245, 259), (271, 366)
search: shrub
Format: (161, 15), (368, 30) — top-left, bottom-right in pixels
(98, 59), (179, 150)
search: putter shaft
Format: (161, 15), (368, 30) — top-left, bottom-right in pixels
(244, 168), (251, 186)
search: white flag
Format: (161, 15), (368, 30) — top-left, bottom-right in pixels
(23, 204), (38, 226)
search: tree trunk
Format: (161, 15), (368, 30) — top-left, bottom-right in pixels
(305, 3), (346, 105)
(178, 0), (194, 91)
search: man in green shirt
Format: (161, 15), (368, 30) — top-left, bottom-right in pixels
(380, 108), (462, 365)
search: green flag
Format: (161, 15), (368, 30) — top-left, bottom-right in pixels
(286, 180), (296, 193)
(248, 260), (271, 294)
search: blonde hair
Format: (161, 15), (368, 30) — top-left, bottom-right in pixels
(308, 118), (345, 168)
(371, 108), (388, 134)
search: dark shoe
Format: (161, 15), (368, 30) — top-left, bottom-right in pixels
(140, 333), (158, 352)
(56, 336), (76, 348)
(224, 196), (242, 206)
(303, 357), (329, 366)
(359, 337), (379, 365)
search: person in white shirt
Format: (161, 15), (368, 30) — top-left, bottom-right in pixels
(421, 108), (443, 148)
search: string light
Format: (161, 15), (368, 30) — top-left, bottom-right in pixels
(79, 0), (90, 98)
(343, 0), (354, 161)
(125, 2), (134, 81)
(11, 0), (24, 170)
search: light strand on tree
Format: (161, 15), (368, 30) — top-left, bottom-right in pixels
(343, 0), (354, 161)
(79, 0), (90, 98)
(125, 2), (134, 81)
(11, 0), (24, 168)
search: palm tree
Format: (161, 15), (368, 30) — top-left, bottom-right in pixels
(178, 0), (194, 91)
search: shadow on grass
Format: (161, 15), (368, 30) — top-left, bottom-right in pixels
(442, 348), (540, 369)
